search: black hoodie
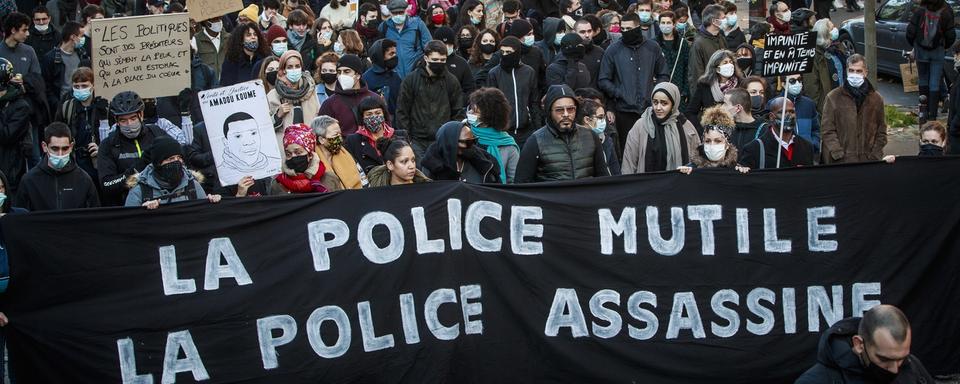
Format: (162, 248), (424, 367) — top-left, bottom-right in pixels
(420, 121), (500, 183)
(15, 154), (100, 211)
(795, 317), (935, 384)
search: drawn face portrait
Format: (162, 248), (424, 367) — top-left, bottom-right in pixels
(223, 118), (263, 165)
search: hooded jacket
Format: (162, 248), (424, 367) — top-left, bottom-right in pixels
(598, 31), (669, 114)
(0, 85), (32, 196)
(535, 18), (564, 66)
(124, 163), (207, 207)
(687, 26), (727, 95)
(795, 317), (935, 384)
(546, 53), (591, 91)
(25, 25), (60, 61)
(98, 123), (169, 206)
(515, 85), (610, 183)
(397, 65), (465, 142)
(421, 121), (501, 183)
(487, 61), (540, 142)
(317, 81), (379, 136)
(15, 154), (100, 211)
(362, 39), (403, 118)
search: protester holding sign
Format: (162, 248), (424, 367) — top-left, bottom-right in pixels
(220, 23), (268, 86)
(276, 123), (328, 193)
(620, 82), (699, 174)
(124, 136), (221, 209)
(820, 54), (887, 164)
(738, 97), (815, 169)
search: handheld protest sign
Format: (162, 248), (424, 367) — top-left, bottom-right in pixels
(761, 32), (816, 77)
(189, 0), (242, 24)
(91, 13), (191, 100)
(199, 80), (283, 186)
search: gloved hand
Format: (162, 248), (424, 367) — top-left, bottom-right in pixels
(178, 88), (193, 114)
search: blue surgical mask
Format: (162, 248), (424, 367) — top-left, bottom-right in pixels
(676, 22), (687, 32)
(0, 193), (6, 207)
(334, 41), (345, 55)
(49, 152), (70, 170)
(659, 24), (674, 35)
(286, 68), (303, 82)
(75, 36), (86, 49)
(726, 14), (738, 27)
(391, 14), (407, 24)
(638, 11), (651, 23)
(554, 33), (565, 46)
(466, 112), (479, 127)
(830, 28), (839, 41)
(523, 34), (535, 47)
(272, 41), (287, 56)
(787, 81), (802, 96)
(73, 87), (92, 101)
(592, 119), (606, 136)
(470, 16), (481, 25)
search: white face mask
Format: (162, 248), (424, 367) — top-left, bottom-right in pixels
(718, 63), (735, 78)
(208, 21), (223, 33)
(847, 73), (864, 88)
(779, 10), (791, 22)
(35, 23), (49, 32)
(338, 74), (356, 89)
(704, 143), (726, 161)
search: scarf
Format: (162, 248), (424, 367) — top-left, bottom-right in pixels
(640, 107), (683, 171)
(276, 77), (312, 123)
(320, 149), (363, 189)
(287, 30), (306, 51)
(472, 126), (518, 184)
(357, 123), (395, 155)
(719, 76), (739, 93)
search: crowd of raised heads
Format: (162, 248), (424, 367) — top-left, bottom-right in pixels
(0, 0), (953, 211)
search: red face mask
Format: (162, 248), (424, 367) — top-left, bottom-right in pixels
(609, 25), (621, 33)
(431, 13), (446, 25)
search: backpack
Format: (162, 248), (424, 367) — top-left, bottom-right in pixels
(919, 8), (943, 49)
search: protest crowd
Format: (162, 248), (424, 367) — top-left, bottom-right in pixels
(0, 0), (956, 379)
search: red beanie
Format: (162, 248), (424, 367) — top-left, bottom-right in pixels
(266, 25), (287, 43)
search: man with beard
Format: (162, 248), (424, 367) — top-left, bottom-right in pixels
(515, 84), (609, 182)
(795, 305), (934, 384)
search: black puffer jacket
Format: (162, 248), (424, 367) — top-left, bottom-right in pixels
(515, 85), (609, 183)
(795, 317), (935, 384)
(0, 86), (32, 196)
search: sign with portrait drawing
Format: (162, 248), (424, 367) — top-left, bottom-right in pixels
(200, 80), (282, 186)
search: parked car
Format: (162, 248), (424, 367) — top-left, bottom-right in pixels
(839, 0), (960, 79)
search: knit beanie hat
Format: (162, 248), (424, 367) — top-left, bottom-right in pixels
(151, 136), (182, 167)
(282, 124), (316, 154)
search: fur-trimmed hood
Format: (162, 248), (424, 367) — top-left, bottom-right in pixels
(125, 163), (205, 189)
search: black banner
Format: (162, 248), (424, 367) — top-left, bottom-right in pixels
(3, 158), (959, 383)
(762, 32), (816, 77)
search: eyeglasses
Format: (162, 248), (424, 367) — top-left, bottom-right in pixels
(787, 78), (801, 84)
(552, 106), (577, 114)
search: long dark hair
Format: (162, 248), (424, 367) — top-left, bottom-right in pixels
(226, 22), (269, 62)
(469, 29), (499, 66)
(457, 0), (485, 30)
(376, 137), (412, 164)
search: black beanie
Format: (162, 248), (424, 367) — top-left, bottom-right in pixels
(151, 136), (182, 167)
(434, 26), (456, 46)
(337, 54), (365, 74)
(507, 19), (533, 39)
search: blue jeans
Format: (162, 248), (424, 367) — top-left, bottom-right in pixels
(916, 46), (945, 92)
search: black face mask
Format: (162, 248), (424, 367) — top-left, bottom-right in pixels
(459, 37), (475, 51)
(427, 61), (447, 75)
(737, 57), (753, 71)
(366, 19), (380, 29)
(563, 45), (585, 61)
(320, 73), (338, 85)
(919, 143), (945, 157)
(286, 154), (310, 173)
(501, 52), (521, 70)
(751, 95), (765, 113)
(384, 56), (399, 70)
(266, 71), (278, 84)
(480, 43), (497, 54)
(156, 161), (184, 187)
(860, 349), (900, 384)
(621, 27), (643, 46)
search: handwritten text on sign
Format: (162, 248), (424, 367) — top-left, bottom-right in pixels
(761, 32), (816, 77)
(91, 13), (190, 100)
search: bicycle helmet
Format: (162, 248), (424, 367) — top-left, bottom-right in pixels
(109, 91), (145, 116)
(0, 58), (13, 87)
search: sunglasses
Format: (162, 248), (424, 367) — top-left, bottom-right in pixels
(787, 78), (801, 84)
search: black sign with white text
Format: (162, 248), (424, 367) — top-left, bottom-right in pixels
(762, 32), (817, 77)
(2, 158), (958, 383)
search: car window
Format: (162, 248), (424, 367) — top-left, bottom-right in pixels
(878, 0), (910, 21)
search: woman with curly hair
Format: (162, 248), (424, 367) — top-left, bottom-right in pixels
(466, 87), (518, 183)
(468, 29), (499, 87)
(220, 23), (269, 86)
(678, 105), (749, 174)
